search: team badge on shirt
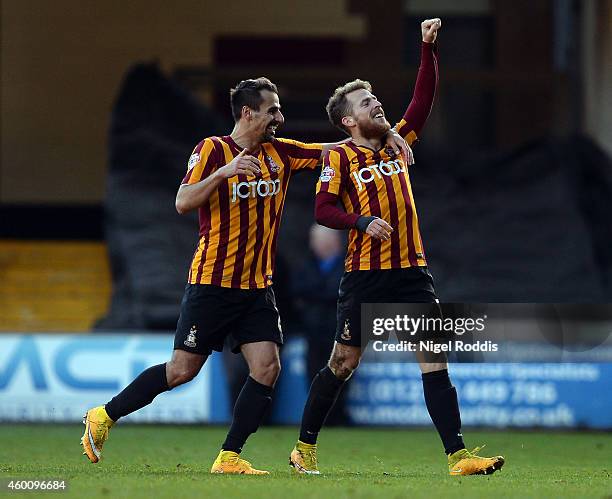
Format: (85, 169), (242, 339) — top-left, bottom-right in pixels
(320, 165), (335, 182)
(266, 155), (280, 172)
(187, 153), (200, 171)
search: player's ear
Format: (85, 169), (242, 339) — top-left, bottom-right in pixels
(241, 105), (252, 121)
(341, 116), (355, 129)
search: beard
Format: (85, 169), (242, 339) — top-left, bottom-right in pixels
(358, 118), (391, 140)
(261, 123), (280, 143)
(261, 131), (275, 142)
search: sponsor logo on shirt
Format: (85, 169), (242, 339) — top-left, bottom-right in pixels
(352, 159), (405, 191)
(231, 179), (281, 202)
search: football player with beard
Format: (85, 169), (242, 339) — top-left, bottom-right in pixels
(290, 18), (505, 477)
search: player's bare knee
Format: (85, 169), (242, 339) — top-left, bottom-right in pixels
(328, 343), (361, 380)
(242, 342), (281, 386)
(166, 350), (205, 388)
(419, 361), (448, 374)
(250, 357), (281, 386)
(166, 360), (200, 388)
(417, 351), (447, 374)
(332, 364), (353, 381)
(418, 350), (447, 364)
(329, 352), (359, 381)
(166, 365), (194, 388)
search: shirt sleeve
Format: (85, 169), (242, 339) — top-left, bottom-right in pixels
(181, 138), (218, 185)
(276, 138), (323, 171)
(315, 149), (359, 228)
(315, 191), (360, 229)
(394, 42), (439, 146)
(316, 149), (345, 196)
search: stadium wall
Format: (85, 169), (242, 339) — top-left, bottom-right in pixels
(0, 0), (364, 204)
(1, 334), (610, 429)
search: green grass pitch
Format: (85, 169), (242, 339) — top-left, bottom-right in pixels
(1, 425), (610, 498)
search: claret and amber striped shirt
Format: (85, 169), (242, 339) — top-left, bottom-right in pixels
(315, 41), (438, 272)
(183, 136), (322, 289)
(316, 139), (427, 271)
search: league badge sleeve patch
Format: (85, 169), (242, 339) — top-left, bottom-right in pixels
(319, 165), (335, 182)
(187, 153), (201, 171)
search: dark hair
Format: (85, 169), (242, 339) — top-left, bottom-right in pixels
(230, 77), (278, 122)
(326, 79), (372, 134)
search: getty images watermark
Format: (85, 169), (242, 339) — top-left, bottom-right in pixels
(360, 303), (612, 362)
(370, 311), (497, 354)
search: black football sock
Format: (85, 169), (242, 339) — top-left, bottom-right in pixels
(105, 363), (169, 422)
(298, 366), (346, 445)
(422, 369), (465, 455)
(222, 376), (273, 453)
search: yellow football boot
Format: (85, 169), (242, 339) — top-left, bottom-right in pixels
(289, 441), (320, 475)
(81, 406), (114, 463)
(448, 445), (505, 476)
(210, 450), (269, 475)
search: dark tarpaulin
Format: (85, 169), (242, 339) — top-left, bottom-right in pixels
(96, 63), (227, 330)
(415, 135), (612, 302)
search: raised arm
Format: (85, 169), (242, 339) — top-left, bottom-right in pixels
(396, 18), (442, 142)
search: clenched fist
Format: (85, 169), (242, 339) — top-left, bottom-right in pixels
(422, 18), (442, 44)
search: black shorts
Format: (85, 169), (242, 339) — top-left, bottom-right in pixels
(335, 266), (438, 348)
(174, 284), (283, 356)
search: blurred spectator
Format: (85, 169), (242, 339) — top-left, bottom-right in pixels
(294, 224), (349, 425)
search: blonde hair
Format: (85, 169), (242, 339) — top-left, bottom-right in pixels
(326, 79), (372, 135)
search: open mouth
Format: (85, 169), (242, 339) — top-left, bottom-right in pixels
(267, 123), (279, 135)
(372, 109), (385, 120)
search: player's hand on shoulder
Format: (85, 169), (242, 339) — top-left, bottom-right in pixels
(219, 149), (261, 178)
(421, 18), (442, 43)
(385, 131), (414, 165)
